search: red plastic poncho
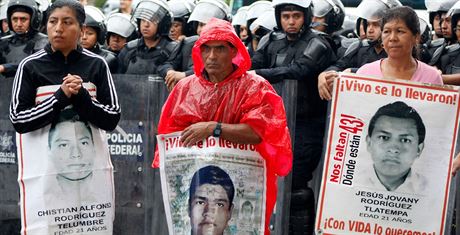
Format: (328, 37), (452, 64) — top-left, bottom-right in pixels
(153, 18), (292, 234)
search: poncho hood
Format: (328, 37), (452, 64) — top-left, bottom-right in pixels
(192, 18), (251, 78)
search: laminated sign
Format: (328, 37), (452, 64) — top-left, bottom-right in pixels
(157, 132), (267, 235)
(316, 74), (460, 235)
(17, 84), (115, 235)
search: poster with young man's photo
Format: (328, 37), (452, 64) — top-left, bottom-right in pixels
(315, 74), (460, 235)
(17, 85), (114, 235)
(157, 132), (267, 235)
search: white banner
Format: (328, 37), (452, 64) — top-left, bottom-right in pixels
(157, 132), (267, 235)
(17, 85), (114, 235)
(315, 74), (460, 235)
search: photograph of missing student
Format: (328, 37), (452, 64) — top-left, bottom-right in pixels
(315, 74), (459, 235)
(157, 132), (266, 235)
(359, 101), (427, 193)
(17, 108), (114, 235)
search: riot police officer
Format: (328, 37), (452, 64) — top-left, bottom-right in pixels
(81, 6), (117, 72)
(0, 2), (10, 37)
(167, 0), (195, 41)
(425, 0), (457, 40)
(232, 6), (250, 43)
(157, 0), (230, 91)
(251, 0), (336, 234)
(117, 0), (177, 75)
(310, 0), (346, 57)
(317, 0), (402, 101)
(246, 1), (272, 56)
(0, 0), (47, 77)
(432, 1), (460, 84)
(105, 13), (136, 55)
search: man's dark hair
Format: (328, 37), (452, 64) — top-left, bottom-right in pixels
(188, 165), (235, 211)
(48, 108), (93, 149)
(368, 101), (425, 144)
(48, 0), (85, 27)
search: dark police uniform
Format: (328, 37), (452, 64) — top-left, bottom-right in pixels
(117, 37), (177, 75)
(157, 35), (197, 78)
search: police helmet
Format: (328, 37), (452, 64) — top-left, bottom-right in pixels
(246, 1), (272, 29)
(232, 6), (249, 27)
(355, 0), (402, 38)
(105, 13), (137, 44)
(84, 6), (106, 45)
(273, 0), (312, 31)
(425, 0), (457, 26)
(167, 0), (195, 36)
(250, 9), (276, 39)
(7, 0), (42, 32)
(418, 17), (431, 44)
(311, 0), (345, 34)
(232, 6), (249, 40)
(187, 0), (230, 24)
(447, 1), (460, 41)
(0, 1), (7, 21)
(132, 0), (172, 37)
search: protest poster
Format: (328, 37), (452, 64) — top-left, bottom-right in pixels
(17, 84), (114, 235)
(157, 132), (266, 235)
(315, 74), (460, 235)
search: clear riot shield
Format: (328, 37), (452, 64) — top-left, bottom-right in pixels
(0, 77), (21, 233)
(271, 80), (297, 235)
(108, 74), (169, 235)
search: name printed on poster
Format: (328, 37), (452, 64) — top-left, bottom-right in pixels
(107, 132), (143, 156)
(37, 203), (112, 234)
(322, 217), (435, 235)
(164, 136), (257, 152)
(340, 79), (458, 105)
(329, 114), (364, 186)
(356, 191), (419, 224)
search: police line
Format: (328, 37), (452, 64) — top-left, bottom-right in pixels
(0, 74), (298, 235)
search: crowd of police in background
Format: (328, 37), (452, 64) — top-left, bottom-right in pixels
(1, 0), (460, 234)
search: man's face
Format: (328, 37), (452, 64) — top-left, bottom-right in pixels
(200, 40), (236, 78)
(108, 33), (127, 52)
(433, 14), (442, 36)
(239, 25), (248, 41)
(190, 184), (233, 235)
(49, 121), (95, 181)
(312, 16), (327, 33)
(47, 6), (83, 55)
(2, 19), (9, 33)
(197, 22), (206, 36)
(366, 116), (424, 180)
(140, 19), (158, 39)
(80, 26), (98, 49)
(11, 11), (30, 34)
(120, 0), (132, 11)
(366, 19), (381, 41)
(169, 20), (183, 41)
(441, 13), (452, 39)
(280, 10), (304, 35)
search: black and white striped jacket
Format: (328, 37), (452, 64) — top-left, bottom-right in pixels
(10, 43), (121, 133)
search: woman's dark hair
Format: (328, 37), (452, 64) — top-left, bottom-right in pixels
(48, 0), (85, 27)
(381, 6), (420, 58)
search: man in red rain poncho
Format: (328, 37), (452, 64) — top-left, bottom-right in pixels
(153, 18), (292, 234)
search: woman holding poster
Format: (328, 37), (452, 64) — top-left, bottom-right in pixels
(9, 0), (120, 234)
(356, 6), (443, 85)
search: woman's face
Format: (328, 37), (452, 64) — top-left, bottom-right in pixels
(80, 26), (98, 49)
(382, 19), (418, 59)
(47, 6), (82, 55)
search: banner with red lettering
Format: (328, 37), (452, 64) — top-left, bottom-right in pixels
(316, 74), (460, 235)
(17, 84), (115, 235)
(157, 132), (267, 235)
